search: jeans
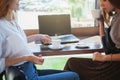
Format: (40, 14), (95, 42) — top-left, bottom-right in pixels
(18, 62), (80, 80)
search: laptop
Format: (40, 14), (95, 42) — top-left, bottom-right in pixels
(36, 14), (79, 44)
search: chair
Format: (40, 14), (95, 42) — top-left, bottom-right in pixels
(5, 66), (26, 80)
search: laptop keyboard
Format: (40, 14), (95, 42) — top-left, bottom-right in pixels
(54, 34), (79, 44)
(59, 35), (76, 41)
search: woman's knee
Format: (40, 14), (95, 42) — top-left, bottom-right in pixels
(64, 72), (80, 80)
(67, 57), (78, 64)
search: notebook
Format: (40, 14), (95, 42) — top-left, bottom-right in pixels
(36, 14), (79, 44)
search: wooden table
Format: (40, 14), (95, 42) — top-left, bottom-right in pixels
(28, 36), (104, 56)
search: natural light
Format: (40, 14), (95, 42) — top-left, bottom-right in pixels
(17, 0), (96, 29)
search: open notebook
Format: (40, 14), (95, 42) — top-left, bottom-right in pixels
(36, 14), (79, 44)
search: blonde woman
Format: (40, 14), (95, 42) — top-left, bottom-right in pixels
(0, 0), (80, 80)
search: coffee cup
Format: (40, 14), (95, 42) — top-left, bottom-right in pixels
(92, 9), (101, 19)
(51, 39), (61, 49)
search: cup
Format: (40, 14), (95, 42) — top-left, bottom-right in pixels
(91, 9), (101, 19)
(51, 39), (61, 49)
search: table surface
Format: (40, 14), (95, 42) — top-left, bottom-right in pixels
(28, 36), (104, 56)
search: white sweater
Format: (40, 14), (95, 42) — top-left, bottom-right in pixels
(0, 19), (33, 73)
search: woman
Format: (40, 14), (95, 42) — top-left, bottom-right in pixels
(0, 0), (80, 80)
(64, 0), (120, 80)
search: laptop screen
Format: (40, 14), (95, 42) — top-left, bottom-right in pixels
(38, 14), (71, 36)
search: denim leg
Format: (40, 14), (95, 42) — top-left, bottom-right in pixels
(37, 69), (67, 76)
(19, 62), (39, 80)
(20, 62), (80, 80)
(38, 71), (80, 80)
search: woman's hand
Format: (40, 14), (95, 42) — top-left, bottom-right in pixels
(39, 34), (51, 44)
(28, 55), (44, 65)
(92, 52), (105, 61)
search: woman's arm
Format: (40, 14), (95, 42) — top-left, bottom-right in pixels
(93, 52), (120, 61)
(5, 55), (44, 67)
(27, 34), (41, 42)
(27, 34), (51, 44)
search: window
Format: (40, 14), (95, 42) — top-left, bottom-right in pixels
(18, 0), (97, 29)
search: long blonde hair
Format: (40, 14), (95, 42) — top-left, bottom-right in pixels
(0, 0), (14, 19)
